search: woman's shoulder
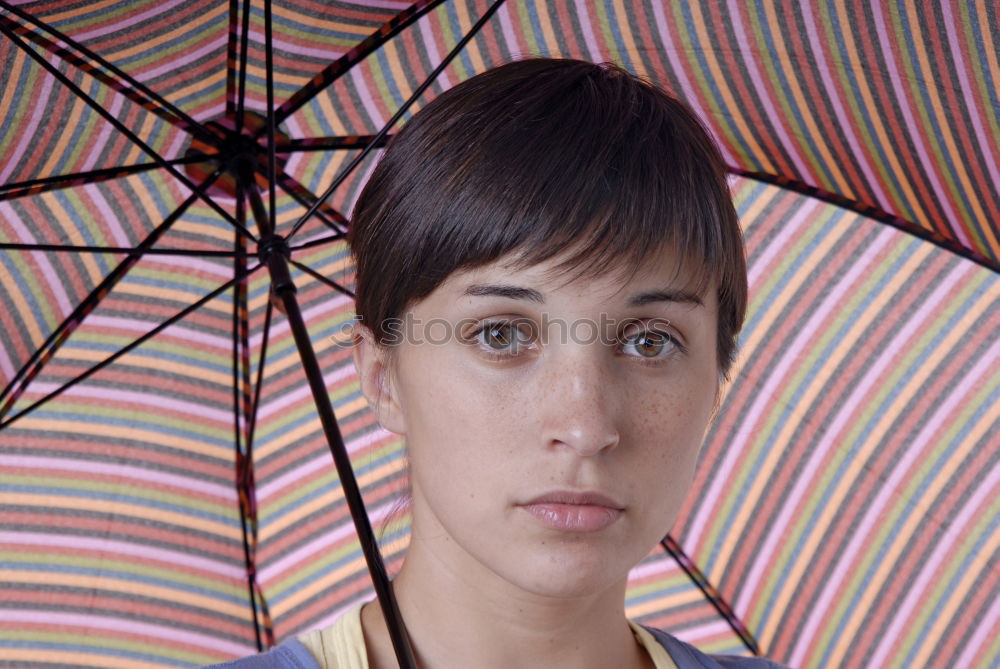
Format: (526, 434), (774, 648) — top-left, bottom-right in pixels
(641, 625), (791, 669)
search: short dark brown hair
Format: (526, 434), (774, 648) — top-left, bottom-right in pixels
(349, 58), (747, 378)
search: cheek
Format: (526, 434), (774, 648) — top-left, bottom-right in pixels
(397, 353), (522, 476)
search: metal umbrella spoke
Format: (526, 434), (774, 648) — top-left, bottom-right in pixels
(659, 535), (760, 656)
(0, 264), (262, 431)
(289, 234), (346, 252)
(285, 0), (510, 241)
(276, 136), (392, 153)
(0, 167), (229, 420)
(265, 0), (449, 130)
(0, 154), (217, 201)
(0, 19), (253, 241)
(0, 243), (243, 257)
(732, 169), (1000, 272)
(0, 2), (215, 143)
(230, 181), (272, 652)
(233, 0), (253, 135)
(287, 258), (354, 298)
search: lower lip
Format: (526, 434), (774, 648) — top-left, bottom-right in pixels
(521, 503), (622, 532)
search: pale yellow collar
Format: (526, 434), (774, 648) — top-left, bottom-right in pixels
(299, 603), (678, 668)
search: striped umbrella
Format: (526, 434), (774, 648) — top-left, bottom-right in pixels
(1, 1), (997, 668)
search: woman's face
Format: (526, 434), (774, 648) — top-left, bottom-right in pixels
(355, 247), (720, 600)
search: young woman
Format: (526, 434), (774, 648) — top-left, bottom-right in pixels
(209, 58), (785, 669)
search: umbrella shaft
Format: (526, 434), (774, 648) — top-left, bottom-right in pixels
(264, 250), (418, 669)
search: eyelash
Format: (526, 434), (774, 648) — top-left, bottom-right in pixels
(468, 320), (687, 366)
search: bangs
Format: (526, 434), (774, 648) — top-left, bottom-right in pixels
(349, 58), (746, 375)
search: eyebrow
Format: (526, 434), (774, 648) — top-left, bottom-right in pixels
(628, 289), (704, 307)
(463, 283), (545, 303)
(462, 283), (703, 307)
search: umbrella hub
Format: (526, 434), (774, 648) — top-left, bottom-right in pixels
(182, 111), (290, 199)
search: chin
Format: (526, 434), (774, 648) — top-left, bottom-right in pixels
(498, 541), (636, 600)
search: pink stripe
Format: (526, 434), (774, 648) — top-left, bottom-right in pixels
(0, 530), (244, 579)
(26, 382), (234, 425)
(350, 67), (386, 128)
(799, 1), (892, 210)
(0, 63), (53, 183)
(871, 456), (1000, 667)
(72, 1), (192, 41)
(746, 197), (823, 288)
(87, 184), (133, 247)
(628, 556), (677, 581)
(869, 2), (966, 244)
(254, 362), (355, 419)
(650, 2), (729, 162)
(0, 338), (14, 382)
(256, 426), (394, 501)
(0, 609), (253, 656)
(80, 92), (124, 173)
(142, 253), (232, 277)
(2, 200), (75, 318)
(673, 619), (739, 645)
(791, 324), (998, 666)
(0, 454), (234, 499)
(257, 498), (398, 583)
(736, 252), (961, 604)
(249, 292), (351, 348)
(418, 8), (451, 90)
(139, 40), (224, 81)
(245, 31), (348, 61)
(941, 3), (1000, 190)
(954, 592), (1000, 668)
(725, 0), (811, 179)
(82, 314), (230, 350)
(686, 220), (893, 550)
(572, 0), (603, 62)
(496, 3), (522, 62)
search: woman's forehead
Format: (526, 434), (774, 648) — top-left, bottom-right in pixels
(432, 246), (717, 309)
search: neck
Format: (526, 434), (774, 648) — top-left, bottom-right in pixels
(360, 534), (651, 669)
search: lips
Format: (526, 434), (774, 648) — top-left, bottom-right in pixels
(519, 491), (624, 532)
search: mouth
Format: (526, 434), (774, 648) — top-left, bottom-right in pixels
(518, 491), (624, 532)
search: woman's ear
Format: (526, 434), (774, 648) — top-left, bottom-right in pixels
(352, 322), (407, 435)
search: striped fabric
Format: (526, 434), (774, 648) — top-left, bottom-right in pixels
(1, 2), (997, 668)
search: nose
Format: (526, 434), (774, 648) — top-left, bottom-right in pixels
(538, 347), (620, 456)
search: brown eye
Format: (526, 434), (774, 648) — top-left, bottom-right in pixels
(484, 323), (514, 349)
(474, 320), (536, 357)
(622, 330), (676, 359)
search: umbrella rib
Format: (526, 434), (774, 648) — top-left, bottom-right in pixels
(0, 20), (254, 241)
(0, 3), (214, 142)
(0, 242), (241, 257)
(0, 266), (261, 432)
(269, 0), (449, 128)
(659, 535), (761, 656)
(276, 136), (392, 152)
(273, 171), (348, 234)
(289, 234), (347, 252)
(245, 299), (271, 473)
(231, 186), (272, 651)
(234, 0), (252, 135)
(0, 168), (226, 420)
(226, 0), (240, 118)
(264, 0), (277, 229)
(287, 258), (354, 298)
(285, 0), (511, 242)
(0, 154), (216, 201)
(731, 168), (1000, 273)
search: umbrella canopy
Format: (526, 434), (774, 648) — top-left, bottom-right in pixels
(1, 1), (997, 668)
